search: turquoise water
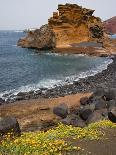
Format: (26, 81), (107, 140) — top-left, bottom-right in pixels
(0, 30), (112, 99)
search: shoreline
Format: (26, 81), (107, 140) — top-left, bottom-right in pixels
(0, 55), (115, 104)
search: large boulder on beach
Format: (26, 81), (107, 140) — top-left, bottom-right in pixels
(80, 108), (93, 121)
(0, 117), (21, 136)
(53, 103), (68, 118)
(86, 111), (104, 124)
(108, 107), (116, 123)
(94, 98), (107, 110)
(61, 114), (86, 128)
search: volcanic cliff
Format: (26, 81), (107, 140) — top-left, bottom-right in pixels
(18, 3), (105, 51)
(104, 16), (116, 34)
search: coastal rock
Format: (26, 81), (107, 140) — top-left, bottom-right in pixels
(80, 108), (93, 121)
(61, 114), (86, 128)
(18, 3), (105, 50)
(18, 24), (56, 50)
(108, 107), (116, 123)
(86, 111), (104, 124)
(80, 96), (89, 106)
(94, 98), (107, 110)
(0, 117), (21, 136)
(53, 103), (68, 118)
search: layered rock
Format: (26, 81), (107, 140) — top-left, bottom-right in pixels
(49, 4), (104, 47)
(104, 16), (116, 34)
(18, 3), (105, 50)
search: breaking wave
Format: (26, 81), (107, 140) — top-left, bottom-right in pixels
(0, 57), (113, 101)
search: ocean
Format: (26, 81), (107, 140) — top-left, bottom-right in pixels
(0, 30), (113, 100)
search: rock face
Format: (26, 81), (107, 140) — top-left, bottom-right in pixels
(18, 25), (56, 49)
(49, 4), (104, 47)
(60, 87), (116, 127)
(18, 3), (104, 49)
(104, 16), (116, 34)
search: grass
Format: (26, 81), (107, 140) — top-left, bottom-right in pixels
(0, 120), (116, 155)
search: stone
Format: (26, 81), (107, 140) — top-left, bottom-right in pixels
(61, 114), (86, 128)
(53, 103), (68, 118)
(80, 96), (89, 106)
(86, 111), (104, 124)
(96, 108), (108, 118)
(39, 106), (50, 110)
(80, 107), (93, 121)
(0, 117), (21, 136)
(95, 98), (107, 110)
(108, 107), (116, 123)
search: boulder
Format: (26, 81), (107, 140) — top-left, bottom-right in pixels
(61, 114), (86, 128)
(80, 96), (89, 106)
(106, 100), (116, 109)
(80, 107), (93, 121)
(71, 116), (86, 128)
(53, 103), (68, 118)
(94, 98), (107, 110)
(104, 88), (116, 101)
(86, 111), (104, 124)
(0, 117), (21, 136)
(96, 108), (108, 118)
(93, 87), (106, 97)
(108, 107), (116, 123)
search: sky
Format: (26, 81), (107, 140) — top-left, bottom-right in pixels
(0, 0), (115, 30)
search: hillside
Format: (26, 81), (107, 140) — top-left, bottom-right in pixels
(104, 16), (116, 34)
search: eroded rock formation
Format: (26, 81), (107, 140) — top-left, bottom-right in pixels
(49, 4), (104, 47)
(18, 3), (105, 50)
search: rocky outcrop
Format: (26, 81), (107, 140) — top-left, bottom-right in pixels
(18, 3), (105, 50)
(104, 16), (116, 34)
(49, 4), (104, 47)
(18, 25), (56, 49)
